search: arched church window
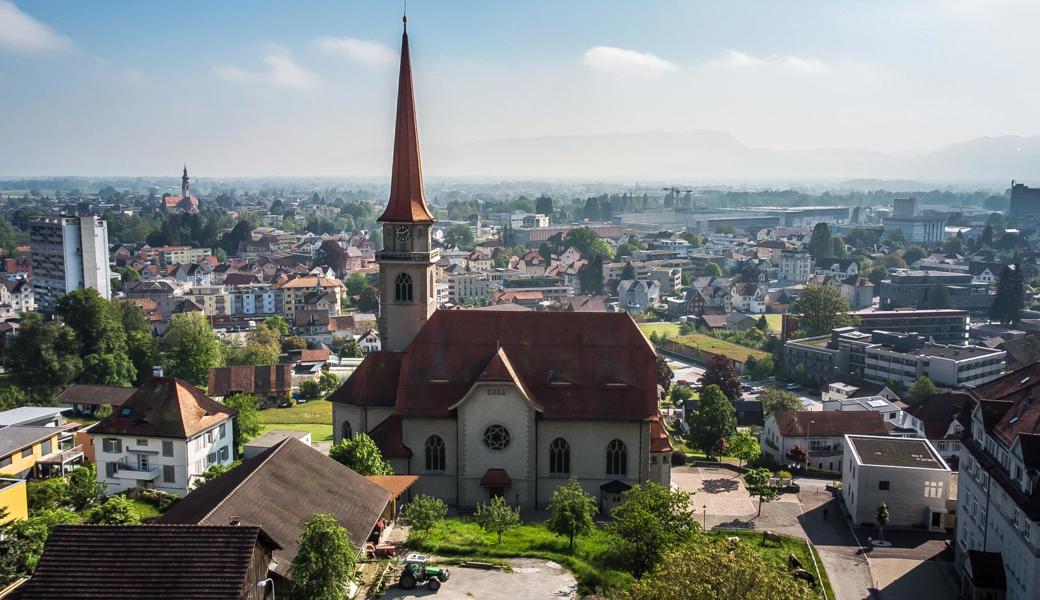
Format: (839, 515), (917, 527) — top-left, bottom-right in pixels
(549, 438), (570, 474)
(395, 273), (413, 302)
(425, 435), (445, 471)
(340, 421), (352, 441)
(606, 439), (627, 476)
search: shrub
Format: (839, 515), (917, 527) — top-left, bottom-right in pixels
(671, 451), (687, 466)
(775, 470), (793, 480)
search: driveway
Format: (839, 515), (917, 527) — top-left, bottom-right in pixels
(382, 558), (576, 600)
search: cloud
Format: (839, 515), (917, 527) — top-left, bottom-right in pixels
(705, 50), (828, 72)
(213, 53), (320, 90)
(583, 46), (678, 76)
(0, 1), (74, 53)
(313, 36), (396, 67)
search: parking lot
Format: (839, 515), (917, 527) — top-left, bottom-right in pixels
(382, 558), (577, 600)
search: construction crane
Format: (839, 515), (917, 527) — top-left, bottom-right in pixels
(661, 187), (696, 211)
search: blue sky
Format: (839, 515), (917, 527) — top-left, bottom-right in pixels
(1, 0), (1038, 176)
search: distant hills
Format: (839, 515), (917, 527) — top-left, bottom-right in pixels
(408, 131), (1040, 184)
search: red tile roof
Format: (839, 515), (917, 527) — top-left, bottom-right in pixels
(378, 28), (435, 224)
(969, 363), (1040, 445)
(650, 416), (674, 452)
(332, 310), (659, 422)
(368, 414), (411, 458)
(90, 377), (234, 438)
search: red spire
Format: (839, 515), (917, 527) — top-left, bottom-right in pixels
(379, 20), (434, 223)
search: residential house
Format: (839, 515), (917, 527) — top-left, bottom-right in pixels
(1, 426), (82, 479)
(616, 279), (660, 313)
(814, 258), (859, 279)
(17, 524), (279, 600)
(276, 276), (345, 322)
(904, 391), (974, 464)
(0, 278), (34, 318)
(55, 384), (137, 417)
(0, 406), (66, 428)
(761, 410), (890, 472)
(90, 377), (236, 496)
(779, 250), (813, 284)
(357, 329), (382, 353)
(730, 283), (767, 313)
(955, 364), (1040, 600)
(0, 477), (27, 524)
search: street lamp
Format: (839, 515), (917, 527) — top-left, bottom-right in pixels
(256, 578), (275, 600)
(702, 504), (707, 530)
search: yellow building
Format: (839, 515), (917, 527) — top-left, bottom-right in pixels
(0, 478), (28, 523)
(0, 426), (80, 479)
(276, 276), (345, 322)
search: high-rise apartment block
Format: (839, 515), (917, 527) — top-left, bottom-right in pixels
(30, 214), (113, 314)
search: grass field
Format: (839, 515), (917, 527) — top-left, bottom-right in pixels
(709, 529), (834, 599)
(672, 333), (770, 362)
(764, 314), (783, 333)
(409, 519), (632, 593)
(258, 399), (334, 441)
(637, 321), (681, 339)
(128, 498), (162, 521)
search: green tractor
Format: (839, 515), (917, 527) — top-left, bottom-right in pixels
(399, 553), (450, 592)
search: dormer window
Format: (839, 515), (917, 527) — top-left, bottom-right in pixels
(120, 407), (132, 417)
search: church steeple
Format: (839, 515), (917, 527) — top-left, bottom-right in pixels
(376, 16), (439, 352)
(378, 17), (434, 224)
(181, 164), (190, 197)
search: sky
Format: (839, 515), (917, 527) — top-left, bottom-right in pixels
(0, 0), (1038, 177)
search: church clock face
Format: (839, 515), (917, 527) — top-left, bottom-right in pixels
(395, 225), (411, 242)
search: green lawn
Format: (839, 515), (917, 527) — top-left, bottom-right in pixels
(671, 333), (771, 362)
(258, 422), (333, 442)
(637, 322), (681, 339)
(128, 498), (162, 521)
(258, 399), (332, 424)
(257, 399), (334, 441)
(408, 519), (633, 594)
(709, 529), (834, 599)
(764, 314), (783, 334)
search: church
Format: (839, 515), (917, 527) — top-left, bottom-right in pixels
(329, 18), (671, 512)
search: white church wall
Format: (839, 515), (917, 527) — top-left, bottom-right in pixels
(402, 417), (459, 505)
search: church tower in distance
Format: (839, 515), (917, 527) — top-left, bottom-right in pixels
(376, 16), (438, 352)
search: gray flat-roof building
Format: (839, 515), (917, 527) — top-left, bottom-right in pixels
(842, 435), (953, 531)
(880, 270), (993, 313)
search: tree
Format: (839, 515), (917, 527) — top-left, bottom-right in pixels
(866, 265), (889, 286)
(85, 495), (141, 525)
(535, 195), (554, 218)
(565, 227), (613, 260)
(546, 478), (597, 551)
(703, 263), (722, 277)
(902, 245), (927, 265)
(756, 315), (769, 331)
(809, 223), (834, 259)
(299, 379), (322, 400)
(344, 273), (369, 296)
(27, 478), (67, 512)
(656, 355), (674, 394)
(622, 537), (816, 600)
(791, 285), (853, 336)
(282, 335), (307, 352)
(7, 312), (83, 400)
(608, 482), (697, 577)
(744, 468), (779, 517)
(699, 355), (742, 401)
(992, 264), (1025, 326)
(728, 430), (761, 468)
(126, 329), (159, 385)
(401, 494), (447, 537)
(744, 355), (773, 380)
(831, 236), (848, 258)
(876, 502), (890, 544)
(161, 313), (223, 386)
(0, 508), (78, 584)
(687, 385), (736, 459)
(66, 464), (105, 511)
(578, 256), (605, 294)
(57, 289), (136, 387)
(263, 316), (290, 336)
(620, 261), (636, 281)
(921, 284), (952, 309)
(942, 237), (963, 255)
(474, 495), (520, 544)
(338, 339), (364, 358)
(328, 433), (393, 475)
(290, 513), (355, 600)
(0, 386), (29, 412)
(906, 376), (938, 406)
(444, 224), (475, 247)
(786, 445), (808, 468)
(223, 394), (262, 455)
(318, 371), (340, 394)
(670, 384), (694, 407)
(357, 287), (379, 312)
(758, 389), (803, 415)
(980, 224), (994, 248)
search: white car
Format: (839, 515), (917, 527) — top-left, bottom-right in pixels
(785, 383), (800, 391)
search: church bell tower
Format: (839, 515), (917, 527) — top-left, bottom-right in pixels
(376, 16), (438, 352)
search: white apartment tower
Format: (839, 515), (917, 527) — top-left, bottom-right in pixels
(30, 214), (112, 314)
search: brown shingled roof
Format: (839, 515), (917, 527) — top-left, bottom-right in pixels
(327, 351), (402, 409)
(90, 377), (234, 439)
(770, 410), (889, 438)
(19, 524), (278, 599)
(158, 438), (391, 576)
(55, 384), (137, 407)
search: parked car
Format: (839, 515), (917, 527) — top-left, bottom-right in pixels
(785, 383), (800, 391)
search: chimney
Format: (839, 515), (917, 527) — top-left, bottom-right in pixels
(152, 365), (164, 377)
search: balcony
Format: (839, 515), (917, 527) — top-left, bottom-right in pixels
(112, 463), (160, 481)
